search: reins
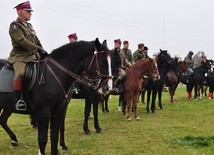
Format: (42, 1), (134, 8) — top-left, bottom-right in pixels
(38, 51), (111, 98)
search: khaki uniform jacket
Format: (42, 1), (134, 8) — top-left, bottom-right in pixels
(133, 49), (145, 63)
(184, 55), (194, 69)
(120, 48), (133, 67)
(7, 18), (42, 64)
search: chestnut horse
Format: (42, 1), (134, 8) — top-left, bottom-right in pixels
(122, 58), (159, 121)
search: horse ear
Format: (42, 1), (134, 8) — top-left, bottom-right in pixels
(102, 40), (107, 46)
(160, 49), (163, 52)
(95, 38), (101, 49)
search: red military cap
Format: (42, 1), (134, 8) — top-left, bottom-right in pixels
(114, 39), (121, 44)
(14, 1), (33, 12)
(68, 33), (78, 39)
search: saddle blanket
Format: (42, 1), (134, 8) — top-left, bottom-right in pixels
(0, 64), (37, 92)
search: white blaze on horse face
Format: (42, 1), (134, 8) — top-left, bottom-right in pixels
(154, 62), (160, 80)
(107, 55), (113, 90)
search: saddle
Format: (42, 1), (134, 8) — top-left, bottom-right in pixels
(0, 63), (37, 92)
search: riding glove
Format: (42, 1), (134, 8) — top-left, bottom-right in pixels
(39, 48), (48, 56)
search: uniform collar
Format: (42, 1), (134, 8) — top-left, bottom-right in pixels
(17, 17), (29, 27)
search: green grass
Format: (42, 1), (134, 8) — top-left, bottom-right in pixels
(1, 84), (214, 155)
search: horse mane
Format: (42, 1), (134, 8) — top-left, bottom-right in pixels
(50, 41), (95, 61)
(130, 58), (154, 70)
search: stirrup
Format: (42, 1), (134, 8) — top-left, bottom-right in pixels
(15, 100), (27, 111)
(112, 87), (119, 93)
(71, 87), (79, 94)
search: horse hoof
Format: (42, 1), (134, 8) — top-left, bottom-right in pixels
(135, 116), (140, 121)
(61, 145), (68, 150)
(127, 117), (132, 122)
(11, 140), (19, 147)
(96, 129), (102, 133)
(84, 130), (91, 135)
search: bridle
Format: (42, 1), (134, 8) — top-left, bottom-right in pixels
(38, 50), (112, 98)
(145, 59), (159, 80)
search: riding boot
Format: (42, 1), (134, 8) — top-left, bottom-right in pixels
(13, 80), (26, 111)
(112, 79), (122, 93)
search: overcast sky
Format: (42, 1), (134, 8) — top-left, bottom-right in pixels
(1, 0), (214, 59)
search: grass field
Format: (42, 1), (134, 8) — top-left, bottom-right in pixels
(0, 85), (214, 155)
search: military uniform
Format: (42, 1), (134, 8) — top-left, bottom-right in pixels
(8, 18), (42, 80)
(184, 54), (194, 75)
(120, 48), (134, 67)
(133, 49), (146, 63)
(8, 1), (47, 110)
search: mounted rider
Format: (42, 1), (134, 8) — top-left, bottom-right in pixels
(184, 51), (194, 75)
(120, 40), (134, 68)
(133, 43), (146, 63)
(111, 39), (135, 92)
(7, 1), (48, 110)
(68, 33), (78, 43)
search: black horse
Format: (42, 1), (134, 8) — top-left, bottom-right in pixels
(142, 49), (174, 113)
(207, 64), (214, 99)
(58, 49), (121, 150)
(165, 57), (185, 103)
(186, 60), (212, 99)
(0, 38), (112, 155)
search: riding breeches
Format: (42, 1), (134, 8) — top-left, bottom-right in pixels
(118, 68), (125, 80)
(13, 62), (27, 80)
(187, 68), (193, 75)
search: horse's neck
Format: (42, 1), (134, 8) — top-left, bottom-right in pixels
(131, 63), (149, 79)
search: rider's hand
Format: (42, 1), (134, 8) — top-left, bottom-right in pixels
(39, 48), (48, 57)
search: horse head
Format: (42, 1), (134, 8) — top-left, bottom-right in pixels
(201, 59), (213, 72)
(178, 60), (188, 73)
(147, 58), (160, 81)
(74, 38), (113, 95)
(157, 49), (173, 66)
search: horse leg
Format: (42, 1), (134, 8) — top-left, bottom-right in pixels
(104, 95), (110, 112)
(37, 109), (50, 155)
(93, 95), (102, 133)
(133, 93), (140, 120)
(194, 85), (198, 100)
(50, 111), (63, 155)
(59, 107), (68, 150)
(168, 86), (175, 103)
(30, 113), (38, 129)
(100, 95), (105, 113)
(151, 88), (158, 113)
(125, 92), (132, 121)
(83, 99), (91, 135)
(121, 94), (126, 115)
(118, 94), (122, 112)
(146, 89), (151, 113)
(158, 85), (163, 109)
(141, 89), (146, 104)
(0, 110), (18, 146)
